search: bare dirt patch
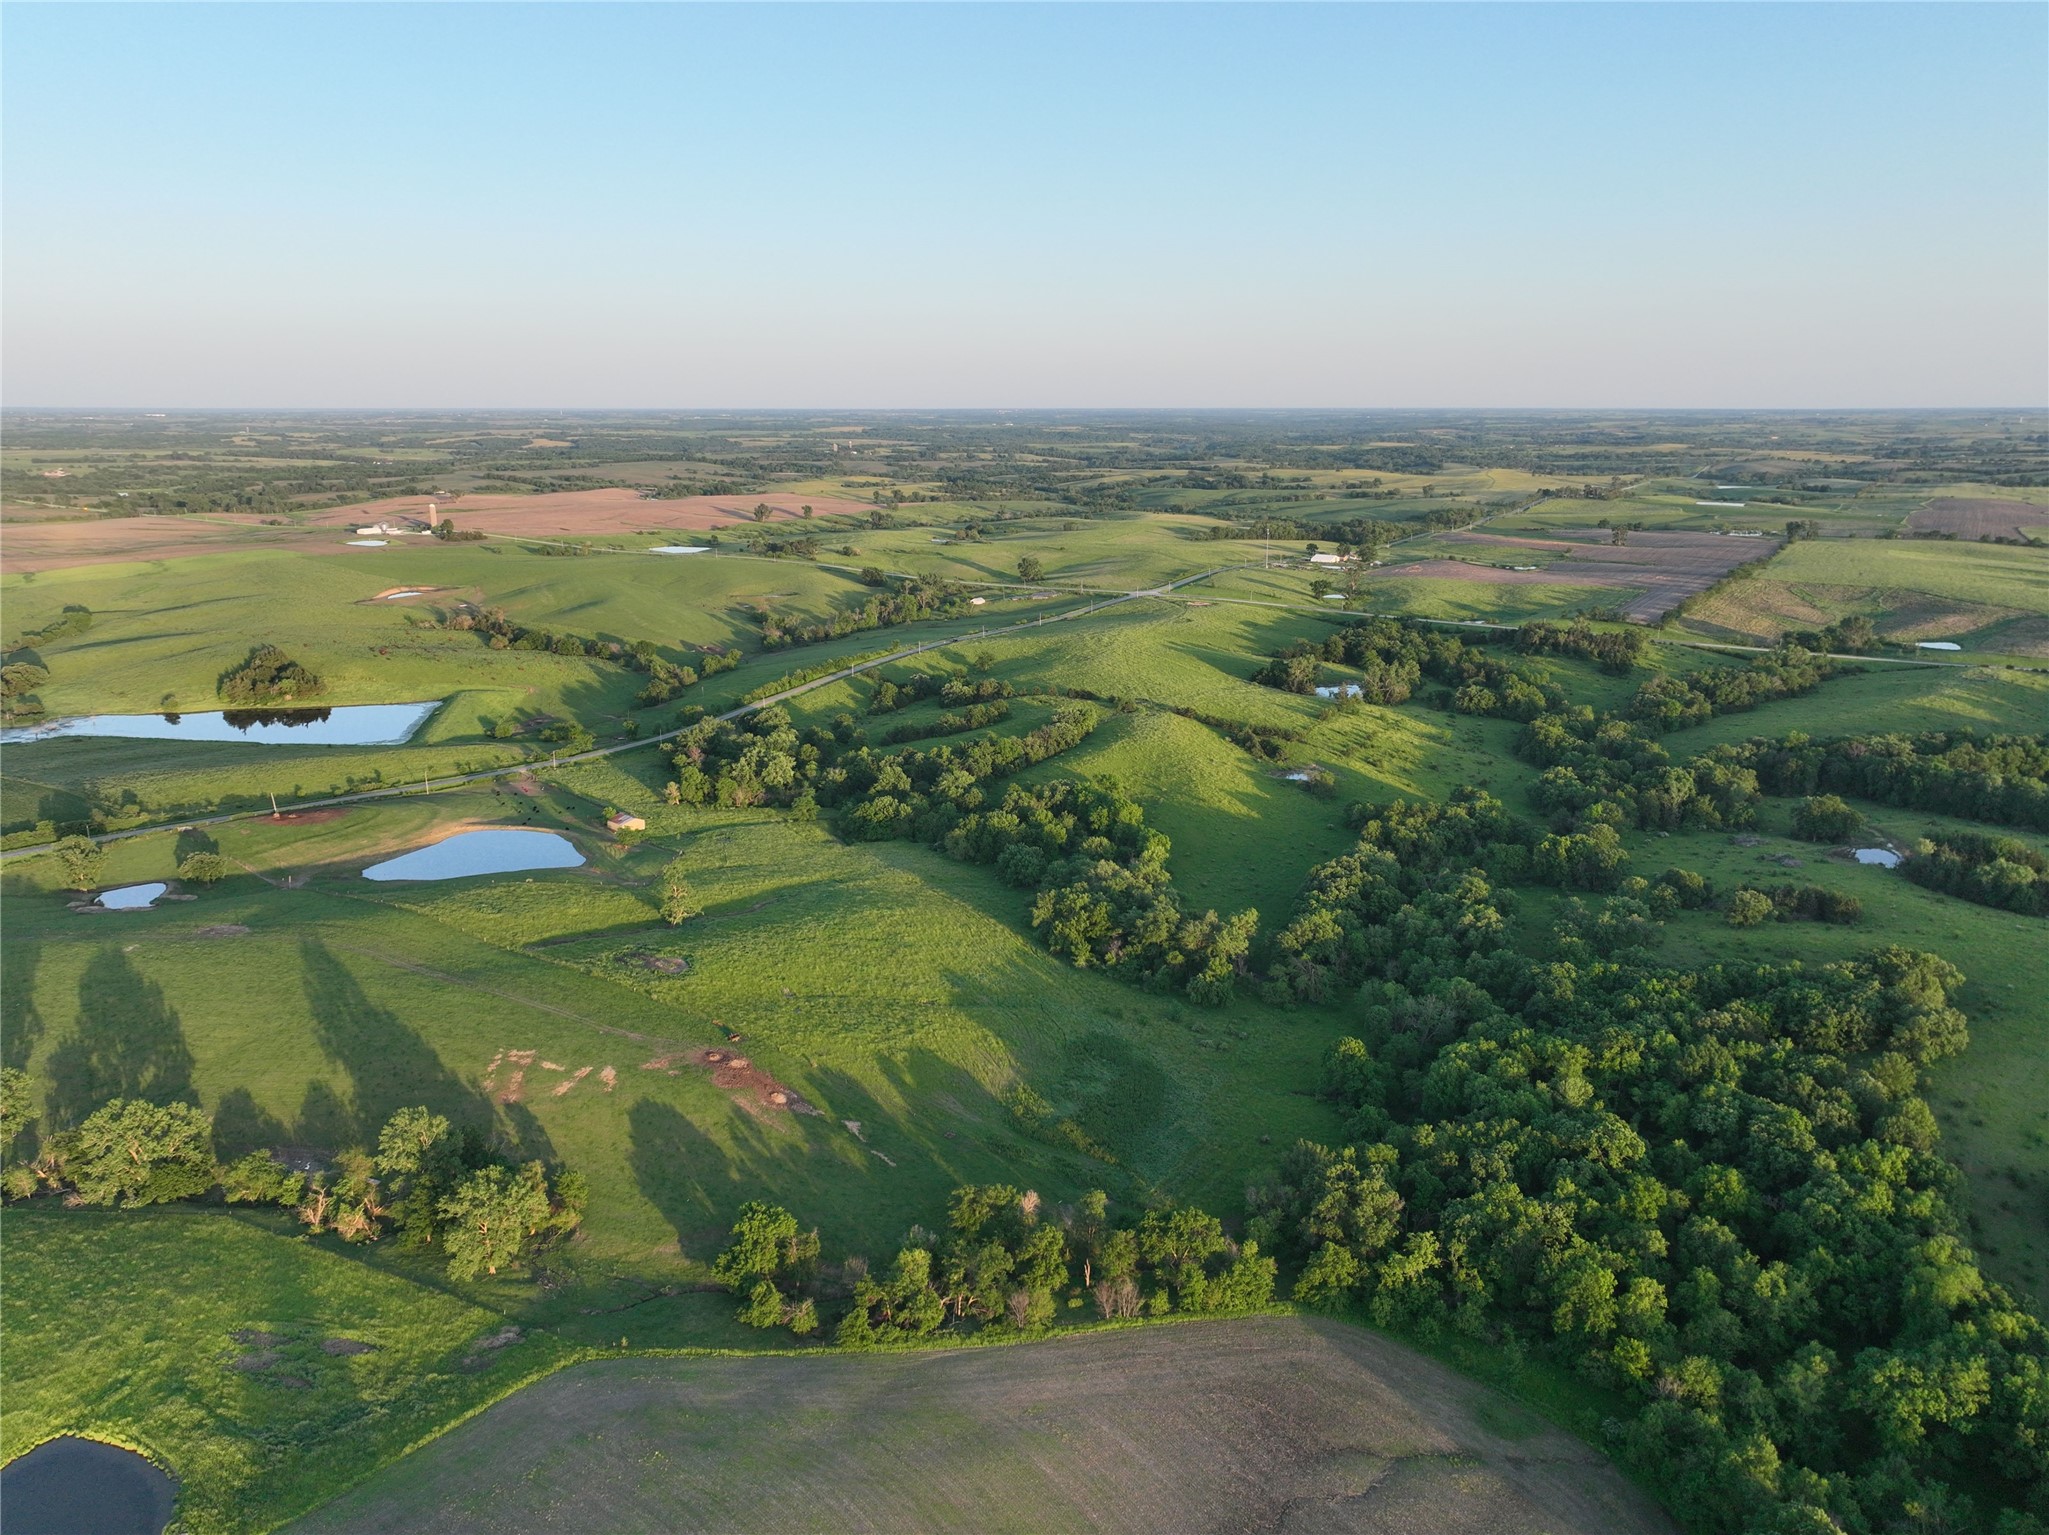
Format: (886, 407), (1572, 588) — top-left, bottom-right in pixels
(322, 1339), (378, 1357)
(1909, 497), (2049, 540)
(1378, 559), (1612, 588)
(289, 1315), (1675, 1535)
(308, 488), (878, 539)
(194, 924), (252, 938)
(1388, 530), (1781, 621)
(0, 514), (346, 573)
(694, 1047), (819, 1116)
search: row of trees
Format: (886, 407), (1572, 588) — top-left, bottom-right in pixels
(714, 1185), (1276, 1345)
(1720, 731), (2049, 834)
(1900, 831), (2049, 917)
(1626, 649), (1841, 733)
(759, 576), (973, 650)
(1251, 811), (2046, 1534)
(0, 1087), (583, 1282)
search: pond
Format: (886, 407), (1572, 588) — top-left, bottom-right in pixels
(649, 545), (711, 555)
(98, 883), (167, 910)
(1854, 848), (1902, 868)
(0, 1435), (177, 1534)
(1314, 684), (1360, 699)
(345, 538), (388, 546)
(363, 828), (585, 882)
(1, 701), (440, 747)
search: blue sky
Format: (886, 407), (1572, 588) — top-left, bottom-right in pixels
(4, 3), (2043, 407)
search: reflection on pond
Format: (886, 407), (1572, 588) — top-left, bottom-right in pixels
(1, 701), (440, 747)
(0, 1434), (177, 1535)
(98, 883), (168, 910)
(1855, 848), (1902, 868)
(363, 828), (585, 882)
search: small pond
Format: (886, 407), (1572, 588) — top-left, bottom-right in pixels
(0, 1435), (177, 1534)
(1314, 684), (1360, 699)
(2, 701), (440, 747)
(345, 538), (388, 546)
(649, 545), (711, 555)
(1915, 641), (1962, 652)
(98, 883), (167, 910)
(1854, 848), (1902, 868)
(363, 828), (585, 882)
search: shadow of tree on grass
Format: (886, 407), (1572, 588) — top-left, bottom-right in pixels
(299, 938), (492, 1145)
(46, 947), (196, 1126)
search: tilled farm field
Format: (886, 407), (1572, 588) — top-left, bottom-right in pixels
(289, 1316), (1675, 1535)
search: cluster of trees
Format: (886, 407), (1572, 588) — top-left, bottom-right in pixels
(882, 700), (1011, 744)
(1625, 648), (1839, 732)
(1254, 617), (1554, 718)
(1249, 838), (2046, 1535)
(1792, 795), (1866, 843)
(447, 605), (617, 661)
(219, 645), (324, 705)
(1901, 831), (2049, 917)
(1521, 713), (1763, 835)
(666, 705), (852, 812)
(759, 577), (972, 650)
(1727, 884), (1864, 927)
(624, 642), (738, 708)
(714, 1185), (1275, 1345)
(1267, 790), (1630, 1006)
(1513, 617), (1649, 674)
(0, 1088), (583, 1283)
(1720, 731), (2049, 834)
(869, 671), (1014, 715)
(1, 660), (49, 723)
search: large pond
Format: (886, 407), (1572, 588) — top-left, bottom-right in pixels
(98, 883), (168, 910)
(363, 828), (585, 882)
(0, 1435), (177, 1534)
(1, 701), (440, 748)
(1855, 848), (1902, 868)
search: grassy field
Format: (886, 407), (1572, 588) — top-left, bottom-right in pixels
(288, 1316), (1676, 1535)
(0, 775), (1348, 1268)
(1675, 538), (2049, 656)
(0, 1206), (580, 1533)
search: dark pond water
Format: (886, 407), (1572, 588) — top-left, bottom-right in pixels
(2, 696), (436, 745)
(0, 701), (440, 747)
(97, 883), (168, 910)
(0, 1436), (176, 1534)
(363, 828), (585, 881)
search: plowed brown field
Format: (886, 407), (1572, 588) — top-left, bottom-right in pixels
(289, 1316), (1675, 1535)
(310, 488), (878, 535)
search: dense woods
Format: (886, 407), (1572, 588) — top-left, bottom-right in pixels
(1254, 823), (2047, 1534)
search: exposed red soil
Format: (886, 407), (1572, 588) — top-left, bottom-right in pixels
(308, 488), (879, 537)
(692, 1047), (819, 1117)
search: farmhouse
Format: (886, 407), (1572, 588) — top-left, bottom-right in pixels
(1307, 552), (1347, 565)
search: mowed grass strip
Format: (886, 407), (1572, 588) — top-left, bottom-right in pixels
(287, 1316), (1677, 1535)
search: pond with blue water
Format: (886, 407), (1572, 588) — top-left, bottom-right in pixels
(363, 828), (585, 881)
(1, 701), (440, 748)
(0, 1436), (177, 1534)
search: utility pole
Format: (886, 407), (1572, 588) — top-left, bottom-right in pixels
(268, 791), (280, 819)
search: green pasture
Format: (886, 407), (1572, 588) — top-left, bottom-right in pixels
(0, 1206), (582, 1534)
(1, 781), (1347, 1266)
